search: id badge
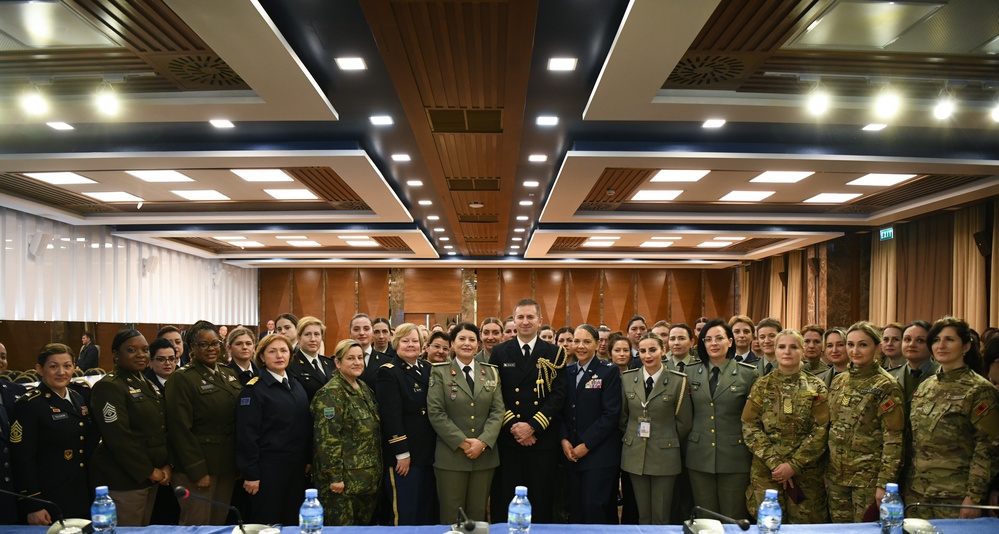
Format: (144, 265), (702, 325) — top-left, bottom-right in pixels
(638, 416), (651, 438)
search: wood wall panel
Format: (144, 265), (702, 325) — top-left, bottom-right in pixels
(637, 270), (670, 326)
(704, 269), (735, 321)
(566, 269), (601, 328)
(403, 268), (462, 312)
(475, 268), (502, 321)
(500, 269), (534, 318)
(357, 268), (390, 321)
(325, 269), (358, 343)
(671, 270), (703, 325)
(292, 269), (325, 319)
(534, 269), (567, 327)
(258, 268), (292, 329)
(603, 269), (635, 331)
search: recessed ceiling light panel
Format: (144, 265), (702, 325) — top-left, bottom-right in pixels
(276, 235), (307, 240)
(582, 241), (615, 247)
(651, 170), (709, 182)
(697, 241), (730, 248)
(172, 190), (230, 201)
(346, 240), (380, 247)
(287, 240), (322, 247)
(528, 154), (547, 163)
(370, 115), (393, 125)
(536, 115), (558, 126)
(25, 172), (95, 185)
(232, 169), (293, 182)
(407, 180), (423, 187)
(719, 191), (774, 202)
(335, 57), (367, 70)
(863, 123), (887, 131)
(847, 173), (916, 186)
(632, 190), (683, 201)
(265, 189), (318, 200)
(127, 170), (194, 183)
(750, 171), (814, 183)
(523, 180), (539, 187)
(391, 154), (411, 162)
(46, 122), (73, 130)
(702, 119), (726, 128)
(804, 193), (862, 203)
(640, 241), (673, 248)
(210, 119), (234, 128)
(547, 57), (577, 71)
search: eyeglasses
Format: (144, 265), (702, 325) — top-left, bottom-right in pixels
(193, 341), (223, 350)
(153, 357), (179, 363)
(704, 336), (728, 344)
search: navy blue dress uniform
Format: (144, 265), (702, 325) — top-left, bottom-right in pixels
(360, 348), (392, 393)
(489, 337), (568, 523)
(10, 383), (99, 521)
(559, 358), (622, 524)
(0, 381), (25, 524)
(287, 349), (334, 402)
(236, 371), (312, 525)
(227, 360), (260, 387)
(376, 356), (437, 525)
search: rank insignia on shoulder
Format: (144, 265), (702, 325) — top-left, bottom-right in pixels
(974, 401), (990, 416)
(880, 399), (896, 412)
(382, 363), (394, 369)
(247, 377), (259, 386)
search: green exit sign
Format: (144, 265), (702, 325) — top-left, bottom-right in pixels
(880, 227), (894, 241)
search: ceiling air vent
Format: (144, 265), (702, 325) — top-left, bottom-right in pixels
(667, 55), (744, 87)
(458, 214), (499, 223)
(428, 109), (502, 133)
(447, 178), (500, 191)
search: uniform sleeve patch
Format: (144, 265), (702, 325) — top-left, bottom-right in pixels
(9, 421), (22, 443)
(880, 399), (896, 412)
(102, 402), (118, 423)
(323, 407), (335, 419)
(240, 397), (250, 405)
(974, 401), (990, 416)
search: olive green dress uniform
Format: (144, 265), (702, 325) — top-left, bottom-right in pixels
(427, 360), (505, 522)
(9, 383), (99, 521)
(665, 354), (698, 374)
(685, 359), (758, 520)
(826, 362), (905, 523)
(619, 367), (692, 524)
(742, 369), (830, 523)
(905, 367), (999, 518)
(165, 360), (242, 525)
(89, 367), (169, 525)
(312, 371), (383, 526)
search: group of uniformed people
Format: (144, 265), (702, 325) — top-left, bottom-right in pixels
(0, 305), (997, 528)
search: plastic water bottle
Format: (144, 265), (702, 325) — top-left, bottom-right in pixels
(880, 482), (904, 533)
(508, 485), (532, 534)
(757, 488), (782, 533)
(90, 485), (117, 533)
(299, 488), (323, 534)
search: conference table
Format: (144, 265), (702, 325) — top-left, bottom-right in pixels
(7, 518), (998, 533)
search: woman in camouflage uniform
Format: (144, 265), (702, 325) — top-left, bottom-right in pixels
(906, 316), (999, 519)
(742, 329), (829, 523)
(312, 339), (382, 526)
(826, 321), (905, 523)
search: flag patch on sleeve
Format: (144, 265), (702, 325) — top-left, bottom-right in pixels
(880, 399), (896, 412)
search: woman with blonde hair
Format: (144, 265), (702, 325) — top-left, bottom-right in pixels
(288, 316), (334, 402)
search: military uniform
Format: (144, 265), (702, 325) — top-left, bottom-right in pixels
(742, 369), (830, 523)
(287, 349), (334, 403)
(754, 356), (779, 377)
(802, 359), (829, 375)
(0, 380), (26, 524)
(891, 358), (941, 491)
(905, 367), (999, 518)
(686, 359), (758, 521)
(427, 359), (504, 523)
(376, 356), (436, 525)
(312, 371), (382, 526)
(164, 360), (242, 525)
(816, 366), (846, 389)
(89, 367), (169, 525)
(359, 348), (391, 393)
(826, 362), (905, 523)
(236, 371), (311, 525)
(620, 367), (692, 524)
(10, 383), (98, 521)
(664, 353), (698, 523)
(665, 354), (698, 374)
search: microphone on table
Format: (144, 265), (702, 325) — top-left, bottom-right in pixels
(0, 487), (91, 533)
(174, 485), (274, 534)
(901, 503), (999, 534)
(451, 506), (489, 534)
(683, 505), (751, 534)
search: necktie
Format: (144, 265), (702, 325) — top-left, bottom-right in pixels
(677, 361), (685, 374)
(910, 368), (922, 379)
(312, 358), (324, 378)
(709, 366), (720, 396)
(735, 354), (743, 362)
(282, 377), (290, 390)
(645, 376), (654, 398)
(522, 344), (531, 359)
(463, 365), (475, 393)
(765, 362), (773, 375)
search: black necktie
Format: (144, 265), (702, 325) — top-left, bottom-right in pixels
(645, 377), (654, 398)
(910, 368), (922, 379)
(282, 377), (290, 390)
(463, 365), (475, 393)
(312, 358), (324, 378)
(677, 362), (685, 374)
(765, 362), (773, 375)
(735, 354), (743, 362)
(522, 344), (531, 359)
(709, 367), (720, 396)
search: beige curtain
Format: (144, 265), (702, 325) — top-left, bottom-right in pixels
(869, 234), (897, 327)
(897, 212), (953, 324)
(738, 265), (751, 315)
(786, 251), (803, 329)
(993, 201), (999, 328)
(769, 254), (786, 322)
(952, 205), (988, 331)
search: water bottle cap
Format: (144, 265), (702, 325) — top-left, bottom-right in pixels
(95, 486), (108, 496)
(514, 486), (528, 496)
(305, 488), (318, 499)
(886, 483), (898, 492)
(765, 489), (778, 498)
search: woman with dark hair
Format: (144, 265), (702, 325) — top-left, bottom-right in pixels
(826, 321), (905, 523)
(555, 327), (575, 362)
(427, 322), (504, 523)
(906, 316), (999, 519)
(608, 333), (632, 375)
(559, 324), (622, 524)
(424, 331), (451, 364)
(685, 318), (758, 521)
(475, 318), (503, 363)
(274, 313), (300, 344)
(236, 334), (312, 525)
(165, 320), (242, 525)
(90, 330), (172, 526)
(10, 343), (99, 525)
(606, 332), (638, 523)
(665, 324), (696, 372)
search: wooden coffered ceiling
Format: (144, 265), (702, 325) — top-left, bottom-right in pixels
(0, 0), (996, 268)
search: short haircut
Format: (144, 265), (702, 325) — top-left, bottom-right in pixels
(332, 339), (362, 362)
(696, 319), (735, 360)
(626, 316), (647, 330)
(254, 334), (292, 367)
(38, 343), (73, 366)
(297, 316), (327, 337)
(392, 323), (419, 350)
(429, 330), (452, 346)
(449, 323), (480, 343)
(82, 331), (94, 340)
(275, 313), (299, 327)
(149, 337), (176, 357)
(513, 298), (541, 316)
(801, 324), (825, 337)
(728, 315), (756, 333)
(539, 325), (554, 333)
(756, 317), (783, 333)
(111, 329), (143, 353)
(226, 327), (254, 348)
(156, 325), (181, 338)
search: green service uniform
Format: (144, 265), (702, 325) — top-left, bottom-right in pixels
(826, 362), (905, 523)
(312, 372), (383, 526)
(427, 359), (504, 522)
(685, 359), (758, 520)
(90, 367), (169, 526)
(905, 367), (999, 518)
(165, 360), (242, 525)
(742, 369), (829, 523)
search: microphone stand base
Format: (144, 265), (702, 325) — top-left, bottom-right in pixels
(683, 518), (725, 534)
(231, 524), (280, 534)
(46, 518), (92, 534)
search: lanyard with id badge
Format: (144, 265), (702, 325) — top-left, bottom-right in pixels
(638, 379), (656, 439)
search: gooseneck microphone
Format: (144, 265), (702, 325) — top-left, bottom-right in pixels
(0, 487), (66, 527)
(174, 485), (247, 534)
(455, 507), (476, 532)
(683, 505), (751, 534)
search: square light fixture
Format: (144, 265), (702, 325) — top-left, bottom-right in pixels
(172, 190), (230, 201)
(433, 227), (445, 232)
(863, 123), (887, 131)
(46, 122), (73, 130)
(448, 251), (457, 256)
(391, 154), (411, 162)
(406, 180), (423, 187)
(632, 190), (683, 201)
(640, 241), (674, 248)
(232, 169), (293, 182)
(583, 241), (615, 247)
(335, 57), (367, 70)
(25, 172), (95, 185)
(750, 171), (814, 183)
(265, 189), (318, 200)
(697, 241), (730, 248)
(276, 235), (307, 240)
(127, 170), (194, 183)
(702, 119), (726, 128)
(210, 119), (234, 128)
(651, 236), (682, 240)
(287, 240), (322, 247)
(651, 170), (710, 182)
(338, 235), (369, 240)
(83, 191), (144, 202)
(547, 57), (577, 71)
(719, 190), (774, 202)
(233, 241), (265, 248)
(714, 236), (746, 241)
(847, 173), (917, 186)
(370, 115), (393, 125)
(346, 240), (380, 247)
(804, 193), (862, 203)
(439, 237), (450, 242)
(516, 215), (529, 221)
(536, 116), (558, 126)
(528, 154), (548, 163)
(523, 180), (539, 187)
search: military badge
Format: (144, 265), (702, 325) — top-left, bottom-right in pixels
(974, 401), (990, 416)
(880, 399), (896, 412)
(241, 398), (250, 405)
(103, 402), (118, 423)
(429, 375), (436, 387)
(64, 450), (73, 460)
(9, 421), (22, 443)
(324, 407), (335, 419)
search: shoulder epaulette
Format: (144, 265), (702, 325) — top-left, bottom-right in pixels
(480, 361), (497, 367)
(737, 361), (756, 369)
(71, 377), (91, 388)
(686, 361), (704, 367)
(381, 363), (394, 369)
(21, 388), (41, 401)
(667, 369), (688, 377)
(622, 367), (640, 374)
(246, 376), (259, 386)
(431, 362), (449, 366)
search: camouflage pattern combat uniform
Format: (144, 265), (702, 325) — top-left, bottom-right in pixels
(312, 371), (383, 526)
(826, 362), (905, 523)
(742, 369), (829, 523)
(905, 367), (999, 519)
